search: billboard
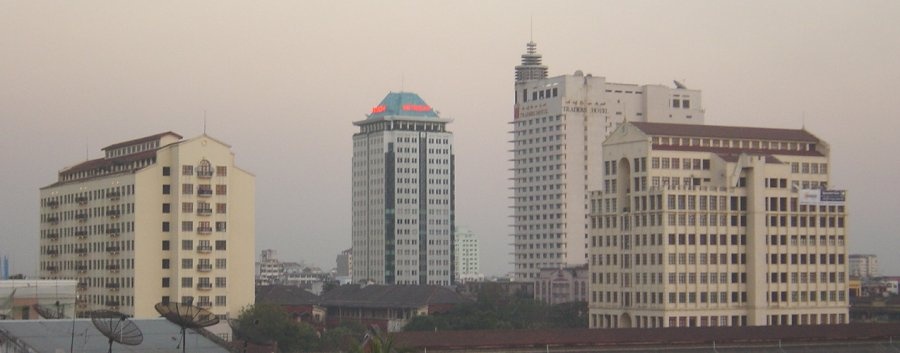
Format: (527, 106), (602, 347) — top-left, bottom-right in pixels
(799, 189), (846, 206)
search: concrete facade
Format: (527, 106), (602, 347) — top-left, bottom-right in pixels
(454, 227), (482, 282)
(588, 122), (848, 328)
(511, 42), (706, 281)
(39, 132), (255, 319)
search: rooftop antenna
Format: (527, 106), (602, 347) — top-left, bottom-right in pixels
(530, 16), (533, 42)
(85, 139), (89, 161)
(802, 111), (806, 129)
(91, 310), (144, 353)
(155, 300), (220, 353)
(203, 110), (208, 135)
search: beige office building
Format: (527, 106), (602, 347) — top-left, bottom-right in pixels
(589, 122), (848, 328)
(39, 132), (255, 319)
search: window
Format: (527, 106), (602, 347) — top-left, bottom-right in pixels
(182, 202), (193, 213)
(215, 240), (227, 250)
(215, 258), (227, 269)
(181, 277), (193, 287)
(216, 203), (226, 214)
(182, 184), (194, 195)
(162, 167), (171, 176)
(182, 259), (193, 269)
(162, 259), (170, 269)
(182, 165), (193, 175)
(162, 277), (170, 288)
(162, 203), (170, 213)
(181, 221), (193, 232)
(215, 296), (227, 306)
(181, 240), (193, 250)
(215, 277), (227, 288)
(162, 240), (170, 251)
(216, 166), (227, 176)
(216, 222), (227, 232)
(216, 185), (227, 195)
(162, 222), (170, 232)
(162, 184), (171, 195)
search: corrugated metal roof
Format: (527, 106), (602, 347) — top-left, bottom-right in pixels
(631, 122), (819, 142)
(0, 318), (230, 353)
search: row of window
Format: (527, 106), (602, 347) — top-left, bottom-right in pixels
(42, 185), (134, 207)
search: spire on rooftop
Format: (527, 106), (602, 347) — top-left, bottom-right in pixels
(515, 41), (548, 82)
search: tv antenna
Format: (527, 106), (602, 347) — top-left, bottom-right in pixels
(90, 310), (144, 353)
(155, 300), (220, 353)
(33, 300), (66, 319)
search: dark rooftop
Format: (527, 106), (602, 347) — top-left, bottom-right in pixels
(102, 131), (182, 151)
(256, 285), (320, 306)
(632, 122), (819, 142)
(320, 284), (468, 309)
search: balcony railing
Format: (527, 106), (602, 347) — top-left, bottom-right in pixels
(75, 230), (88, 238)
(197, 301), (212, 308)
(106, 246), (120, 254)
(197, 283), (213, 291)
(107, 191), (121, 200)
(197, 245), (213, 254)
(106, 210), (120, 218)
(75, 248), (88, 256)
(76, 196), (88, 205)
(75, 265), (88, 272)
(197, 169), (214, 178)
(197, 264), (213, 272)
(106, 228), (120, 237)
(198, 189), (213, 197)
(75, 213), (88, 222)
(47, 266), (59, 272)
(47, 233), (59, 241)
(48, 200), (59, 208)
(46, 216), (59, 224)
(105, 300), (120, 307)
(106, 264), (120, 272)
(105, 283), (120, 290)
(76, 282), (88, 290)
(197, 227), (213, 235)
(46, 249), (59, 256)
(197, 208), (213, 216)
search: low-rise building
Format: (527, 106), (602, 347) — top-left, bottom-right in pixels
(535, 265), (588, 305)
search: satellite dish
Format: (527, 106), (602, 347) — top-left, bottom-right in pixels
(33, 301), (66, 319)
(155, 301), (220, 353)
(90, 310), (144, 353)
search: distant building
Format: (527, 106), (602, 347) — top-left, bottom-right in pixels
(589, 122), (849, 328)
(256, 249), (283, 286)
(336, 248), (352, 279)
(38, 132), (255, 319)
(511, 42), (706, 281)
(0, 280), (76, 320)
(352, 92), (455, 285)
(535, 265), (588, 305)
(454, 227), (482, 282)
(849, 254), (878, 279)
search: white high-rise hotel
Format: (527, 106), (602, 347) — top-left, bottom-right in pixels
(352, 92), (455, 285)
(39, 132), (255, 319)
(511, 42), (705, 280)
(589, 122), (848, 328)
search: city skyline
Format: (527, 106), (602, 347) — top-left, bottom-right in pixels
(2, 1), (899, 277)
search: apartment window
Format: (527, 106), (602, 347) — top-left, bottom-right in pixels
(162, 203), (170, 213)
(162, 296), (170, 304)
(215, 258), (227, 269)
(215, 296), (227, 306)
(182, 165), (193, 176)
(215, 240), (227, 250)
(162, 185), (171, 195)
(162, 222), (170, 232)
(216, 166), (227, 176)
(216, 203), (226, 214)
(215, 222), (227, 232)
(162, 259), (170, 269)
(162, 240), (170, 251)
(181, 240), (193, 250)
(182, 202), (193, 213)
(181, 221), (193, 232)
(215, 277), (227, 288)
(162, 167), (170, 176)
(162, 277), (170, 288)
(216, 185), (227, 195)
(182, 184), (194, 195)
(182, 259), (193, 269)
(181, 277), (193, 287)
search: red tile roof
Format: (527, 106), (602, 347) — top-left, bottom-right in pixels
(101, 131), (182, 151)
(631, 122), (819, 142)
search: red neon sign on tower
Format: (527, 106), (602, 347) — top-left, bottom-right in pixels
(402, 104), (431, 112)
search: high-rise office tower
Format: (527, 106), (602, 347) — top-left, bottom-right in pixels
(511, 42), (706, 280)
(589, 122), (848, 328)
(352, 92), (455, 285)
(39, 132), (255, 319)
(454, 227), (482, 282)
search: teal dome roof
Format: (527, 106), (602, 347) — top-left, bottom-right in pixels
(368, 92), (438, 119)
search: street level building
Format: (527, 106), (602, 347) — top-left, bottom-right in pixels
(352, 92), (455, 285)
(535, 265), (589, 305)
(588, 122), (848, 328)
(511, 42), (706, 281)
(38, 132), (255, 319)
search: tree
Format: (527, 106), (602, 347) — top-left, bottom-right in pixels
(235, 304), (319, 353)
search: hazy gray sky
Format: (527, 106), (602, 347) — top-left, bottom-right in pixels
(2, 1), (899, 277)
